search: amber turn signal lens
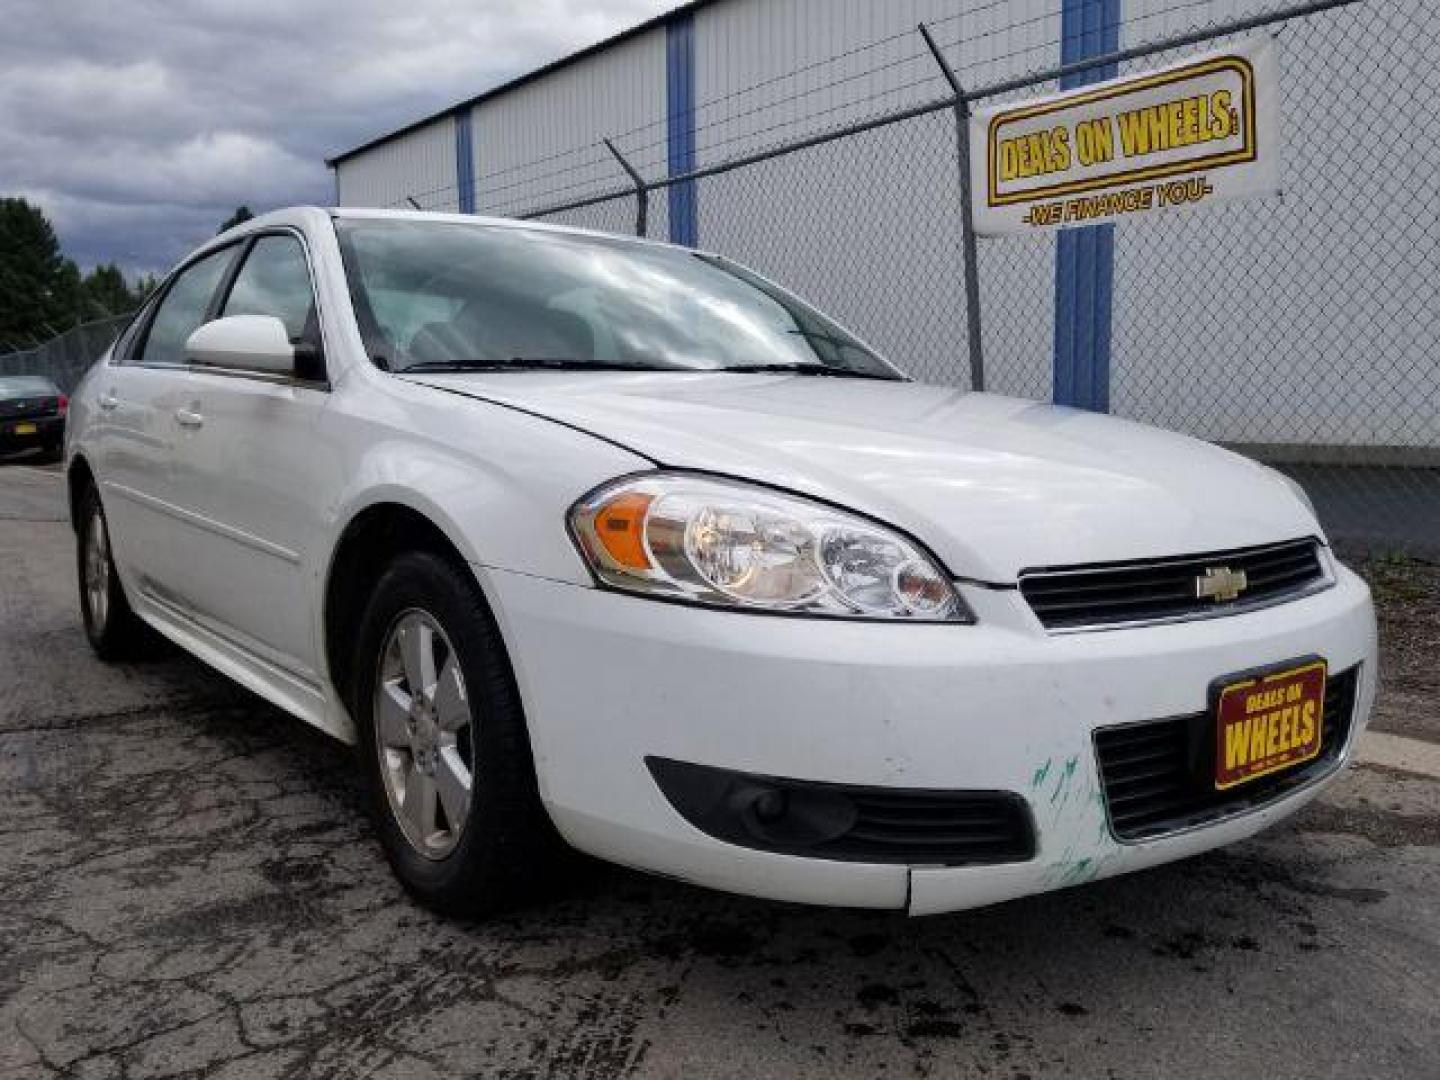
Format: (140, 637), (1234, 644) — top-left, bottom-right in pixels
(592, 492), (655, 570)
(569, 474), (971, 621)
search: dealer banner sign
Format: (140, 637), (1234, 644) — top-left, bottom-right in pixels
(970, 36), (1278, 236)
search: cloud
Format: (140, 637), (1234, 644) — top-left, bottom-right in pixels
(1, 0), (671, 279)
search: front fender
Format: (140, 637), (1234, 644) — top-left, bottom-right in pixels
(318, 381), (652, 590)
(309, 386), (651, 741)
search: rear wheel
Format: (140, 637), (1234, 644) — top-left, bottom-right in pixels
(77, 484), (155, 660)
(352, 550), (564, 915)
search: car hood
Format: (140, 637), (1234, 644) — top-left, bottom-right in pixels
(407, 372), (1318, 582)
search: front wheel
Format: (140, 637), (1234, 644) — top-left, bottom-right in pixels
(352, 551), (564, 916)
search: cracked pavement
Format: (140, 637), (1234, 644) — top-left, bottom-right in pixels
(1, 462), (1437, 1079)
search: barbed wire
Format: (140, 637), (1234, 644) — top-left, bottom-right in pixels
(366, 0), (1244, 215)
(381, 1), (1257, 217)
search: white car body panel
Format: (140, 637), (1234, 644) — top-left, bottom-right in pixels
(64, 207), (1377, 915)
(88, 364), (190, 593)
(485, 562), (1375, 913)
(165, 369), (332, 676)
(319, 371), (650, 589)
(406, 371), (1319, 583)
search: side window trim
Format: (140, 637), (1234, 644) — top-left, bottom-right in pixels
(206, 235), (257, 323)
(213, 227), (329, 386)
(333, 223), (391, 370)
(115, 271), (179, 367)
(109, 291), (160, 366)
(128, 241), (242, 369)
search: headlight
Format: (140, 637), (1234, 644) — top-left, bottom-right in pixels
(569, 474), (971, 622)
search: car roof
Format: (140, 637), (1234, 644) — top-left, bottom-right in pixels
(214, 205), (676, 251)
(328, 207), (678, 249)
(184, 205), (700, 283)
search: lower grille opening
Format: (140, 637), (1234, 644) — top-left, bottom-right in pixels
(646, 757), (1036, 867)
(1094, 665), (1360, 842)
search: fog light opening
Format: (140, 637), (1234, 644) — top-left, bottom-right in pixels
(752, 788), (787, 823)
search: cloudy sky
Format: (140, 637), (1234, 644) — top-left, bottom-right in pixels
(3, 0), (671, 280)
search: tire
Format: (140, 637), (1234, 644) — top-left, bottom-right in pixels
(76, 483), (156, 660)
(351, 550), (565, 916)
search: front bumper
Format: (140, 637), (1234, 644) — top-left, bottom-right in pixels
(481, 562), (1377, 915)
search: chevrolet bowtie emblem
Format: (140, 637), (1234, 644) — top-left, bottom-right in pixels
(1196, 566), (1248, 603)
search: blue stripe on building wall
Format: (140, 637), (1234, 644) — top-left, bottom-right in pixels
(1052, 0), (1120, 412)
(455, 109), (475, 214)
(666, 14), (697, 246)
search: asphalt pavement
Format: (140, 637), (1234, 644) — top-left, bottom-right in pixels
(1, 462), (1437, 1079)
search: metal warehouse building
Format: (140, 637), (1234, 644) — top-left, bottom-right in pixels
(326, 0), (1437, 522)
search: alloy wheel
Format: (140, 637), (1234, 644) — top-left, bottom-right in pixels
(85, 507), (110, 632)
(374, 609), (475, 859)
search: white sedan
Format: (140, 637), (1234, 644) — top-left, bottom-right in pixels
(66, 208), (1376, 916)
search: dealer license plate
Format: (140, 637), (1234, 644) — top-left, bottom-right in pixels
(1213, 659), (1327, 790)
(12, 422), (36, 435)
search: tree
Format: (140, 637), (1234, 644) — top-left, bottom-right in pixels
(82, 263), (137, 318)
(0, 197), (69, 350)
(218, 206), (254, 234)
(132, 273), (160, 302)
(0, 197), (152, 351)
(53, 259), (84, 326)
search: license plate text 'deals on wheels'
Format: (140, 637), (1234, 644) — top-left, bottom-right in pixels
(1214, 659), (1327, 790)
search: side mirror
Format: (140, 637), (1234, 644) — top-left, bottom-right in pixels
(185, 315), (296, 375)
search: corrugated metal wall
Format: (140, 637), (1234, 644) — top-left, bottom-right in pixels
(692, 0), (1062, 159)
(472, 30), (667, 219)
(1109, 0), (1439, 450)
(690, 0), (1060, 391)
(335, 118), (457, 210)
(324, 0), (1062, 389)
(328, 0), (1437, 454)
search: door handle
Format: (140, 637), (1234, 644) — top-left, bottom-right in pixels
(175, 407), (205, 428)
(98, 390), (120, 411)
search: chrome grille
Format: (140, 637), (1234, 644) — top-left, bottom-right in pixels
(1019, 539), (1327, 631)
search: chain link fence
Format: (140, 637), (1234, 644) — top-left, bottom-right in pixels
(460, 0), (1434, 556)
(698, 109), (973, 384)
(1103, 0), (1440, 554)
(9, 4), (1431, 553)
(0, 314), (131, 396)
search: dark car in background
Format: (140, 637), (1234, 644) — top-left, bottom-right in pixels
(0, 375), (67, 462)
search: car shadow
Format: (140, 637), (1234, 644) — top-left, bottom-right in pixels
(0, 447), (63, 469)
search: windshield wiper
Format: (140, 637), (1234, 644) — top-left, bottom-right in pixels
(398, 357), (673, 374)
(397, 357), (903, 380)
(718, 362), (904, 381)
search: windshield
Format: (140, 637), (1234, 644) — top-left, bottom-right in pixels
(333, 219), (902, 379)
